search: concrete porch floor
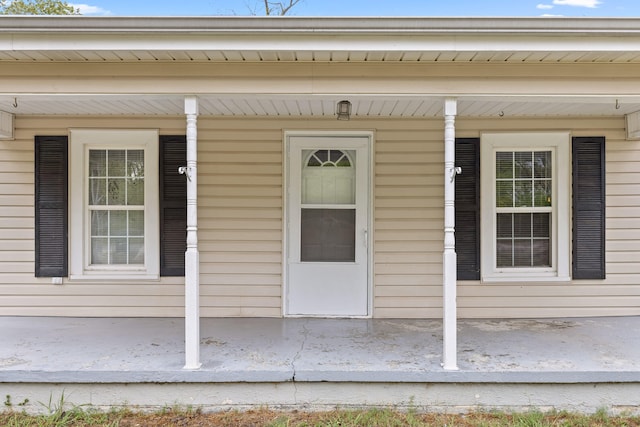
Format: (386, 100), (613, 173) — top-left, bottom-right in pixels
(1, 316), (639, 384)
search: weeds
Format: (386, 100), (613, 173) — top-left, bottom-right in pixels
(0, 406), (639, 426)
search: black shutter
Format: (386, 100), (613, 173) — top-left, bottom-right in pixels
(455, 138), (480, 280)
(35, 136), (68, 277)
(160, 135), (187, 276)
(572, 137), (606, 279)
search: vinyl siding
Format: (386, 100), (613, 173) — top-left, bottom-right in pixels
(0, 115), (639, 318)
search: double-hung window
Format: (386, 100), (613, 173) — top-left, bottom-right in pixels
(69, 129), (160, 280)
(480, 132), (570, 282)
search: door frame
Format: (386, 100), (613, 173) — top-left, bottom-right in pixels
(283, 130), (374, 318)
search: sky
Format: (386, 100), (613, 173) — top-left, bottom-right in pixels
(69, 0), (640, 18)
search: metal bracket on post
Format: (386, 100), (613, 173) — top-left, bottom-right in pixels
(449, 166), (462, 183)
(178, 166), (192, 182)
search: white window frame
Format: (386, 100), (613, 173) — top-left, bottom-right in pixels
(480, 132), (571, 282)
(69, 129), (160, 281)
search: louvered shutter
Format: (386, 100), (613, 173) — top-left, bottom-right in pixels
(572, 137), (606, 279)
(160, 135), (187, 276)
(455, 138), (480, 280)
(35, 136), (68, 277)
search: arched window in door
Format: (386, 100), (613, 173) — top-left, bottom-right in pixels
(300, 149), (356, 262)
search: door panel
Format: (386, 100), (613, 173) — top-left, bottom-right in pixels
(286, 135), (370, 317)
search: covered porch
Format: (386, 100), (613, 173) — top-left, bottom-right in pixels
(1, 316), (640, 413)
(1, 19), (640, 412)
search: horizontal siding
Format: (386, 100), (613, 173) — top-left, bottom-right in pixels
(374, 119), (444, 317)
(197, 119), (283, 317)
(0, 115), (639, 319)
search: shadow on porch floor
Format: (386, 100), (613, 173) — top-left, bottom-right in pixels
(1, 316), (639, 384)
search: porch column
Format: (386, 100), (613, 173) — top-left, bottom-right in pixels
(184, 95), (201, 370)
(442, 98), (459, 371)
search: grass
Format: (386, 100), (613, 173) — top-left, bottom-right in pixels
(0, 407), (639, 427)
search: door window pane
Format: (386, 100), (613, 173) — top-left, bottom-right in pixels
(301, 208), (355, 262)
(302, 150), (355, 205)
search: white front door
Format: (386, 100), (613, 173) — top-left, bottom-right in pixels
(286, 134), (370, 317)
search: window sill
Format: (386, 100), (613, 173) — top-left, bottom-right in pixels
(481, 275), (572, 283)
(68, 273), (160, 282)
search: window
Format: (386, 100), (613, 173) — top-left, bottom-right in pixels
(300, 149), (356, 262)
(88, 149), (145, 265)
(495, 151), (552, 268)
(69, 130), (159, 280)
(480, 132), (570, 282)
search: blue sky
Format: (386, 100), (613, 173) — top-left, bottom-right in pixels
(70, 0), (640, 17)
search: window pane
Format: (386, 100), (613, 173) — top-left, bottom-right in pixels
(496, 181), (513, 207)
(127, 150), (144, 178)
(129, 238), (145, 264)
(89, 178), (106, 205)
(313, 150), (328, 164)
(110, 237), (127, 264)
(533, 239), (551, 266)
(307, 155), (321, 167)
(513, 213), (532, 238)
(515, 181), (532, 207)
(129, 210), (144, 236)
(107, 178), (125, 205)
(89, 150), (106, 177)
(513, 239), (533, 266)
(496, 239), (513, 267)
(91, 238), (108, 264)
(515, 152), (532, 179)
(534, 151), (552, 178)
(336, 153), (351, 167)
(496, 213), (512, 238)
(108, 150), (126, 176)
(301, 208), (355, 262)
(496, 213), (551, 268)
(534, 181), (552, 207)
(127, 178), (144, 205)
(329, 150), (343, 164)
(533, 213), (551, 238)
(90, 211), (108, 236)
(496, 152), (513, 179)
(110, 211), (127, 236)
(302, 150), (355, 205)
(89, 210), (145, 266)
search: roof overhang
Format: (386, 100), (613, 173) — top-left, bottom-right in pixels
(2, 16), (640, 63)
(2, 17), (640, 119)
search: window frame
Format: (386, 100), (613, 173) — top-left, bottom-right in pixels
(69, 129), (160, 281)
(480, 132), (571, 282)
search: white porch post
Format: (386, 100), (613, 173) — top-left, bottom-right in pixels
(183, 95), (201, 370)
(442, 98), (459, 371)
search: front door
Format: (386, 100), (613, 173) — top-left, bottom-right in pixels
(286, 134), (370, 316)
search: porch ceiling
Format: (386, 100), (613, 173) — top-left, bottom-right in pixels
(1, 94), (639, 118)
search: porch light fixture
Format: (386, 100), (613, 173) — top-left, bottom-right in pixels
(336, 100), (352, 120)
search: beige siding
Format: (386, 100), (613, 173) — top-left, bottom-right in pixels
(197, 120), (283, 317)
(1, 115), (639, 318)
(374, 122), (445, 318)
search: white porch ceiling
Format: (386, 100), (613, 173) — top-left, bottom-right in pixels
(0, 95), (639, 118)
